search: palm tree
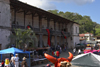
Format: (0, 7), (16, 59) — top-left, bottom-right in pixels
(7, 29), (37, 50)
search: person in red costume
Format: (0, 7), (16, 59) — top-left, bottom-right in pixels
(56, 51), (60, 58)
(44, 52), (73, 67)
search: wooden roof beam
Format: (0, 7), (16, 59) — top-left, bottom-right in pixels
(17, 10), (24, 13)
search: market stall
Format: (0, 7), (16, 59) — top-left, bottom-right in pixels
(0, 47), (30, 67)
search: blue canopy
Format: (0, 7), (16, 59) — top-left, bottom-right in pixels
(0, 47), (30, 67)
(0, 47), (24, 54)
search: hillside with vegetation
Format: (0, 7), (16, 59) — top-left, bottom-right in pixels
(48, 10), (100, 36)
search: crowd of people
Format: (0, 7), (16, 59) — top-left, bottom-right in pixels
(50, 44), (67, 53)
(32, 49), (48, 60)
(1, 54), (28, 67)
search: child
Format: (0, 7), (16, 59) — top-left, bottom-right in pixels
(5, 58), (10, 67)
(1, 60), (4, 67)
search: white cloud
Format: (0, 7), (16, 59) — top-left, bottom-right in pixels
(19, 0), (95, 10)
(72, 0), (95, 5)
(19, 0), (56, 10)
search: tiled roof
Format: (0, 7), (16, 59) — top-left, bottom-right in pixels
(79, 34), (85, 37)
(80, 39), (86, 41)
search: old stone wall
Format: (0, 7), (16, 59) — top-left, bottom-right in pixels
(0, 0), (11, 27)
(0, 0), (11, 49)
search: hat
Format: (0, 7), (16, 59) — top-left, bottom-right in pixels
(23, 57), (27, 60)
(46, 64), (51, 67)
(15, 54), (18, 56)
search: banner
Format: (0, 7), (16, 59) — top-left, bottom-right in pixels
(46, 29), (51, 46)
(61, 31), (67, 39)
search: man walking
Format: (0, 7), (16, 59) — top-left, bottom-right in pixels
(14, 54), (19, 67)
(73, 48), (76, 56)
(10, 54), (15, 67)
(78, 49), (81, 55)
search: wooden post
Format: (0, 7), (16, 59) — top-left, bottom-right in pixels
(59, 22), (60, 31)
(32, 14), (34, 29)
(54, 20), (56, 31)
(14, 8), (16, 24)
(47, 18), (50, 29)
(24, 11), (26, 27)
(39, 16), (42, 32)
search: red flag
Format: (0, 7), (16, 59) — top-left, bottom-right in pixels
(61, 31), (67, 39)
(46, 29), (51, 46)
(27, 26), (30, 29)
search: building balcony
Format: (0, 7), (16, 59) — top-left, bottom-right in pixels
(64, 32), (70, 37)
(12, 24), (25, 29)
(34, 28), (40, 33)
(11, 24), (70, 36)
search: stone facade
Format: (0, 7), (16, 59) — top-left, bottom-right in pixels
(0, 0), (80, 49)
(0, 0), (11, 49)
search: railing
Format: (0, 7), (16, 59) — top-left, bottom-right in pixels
(42, 29), (47, 32)
(11, 25), (70, 36)
(12, 24), (25, 29)
(55, 31), (61, 35)
(65, 32), (70, 37)
(34, 28), (40, 32)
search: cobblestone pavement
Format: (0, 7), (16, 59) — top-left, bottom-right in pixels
(32, 50), (82, 67)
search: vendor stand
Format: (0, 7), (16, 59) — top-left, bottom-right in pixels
(0, 47), (30, 67)
(26, 47), (50, 66)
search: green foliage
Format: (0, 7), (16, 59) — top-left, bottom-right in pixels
(48, 10), (59, 15)
(48, 10), (100, 36)
(95, 28), (100, 36)
(6, 29), (37, 49)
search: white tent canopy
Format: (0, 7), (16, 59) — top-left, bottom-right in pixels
(72, 53), (100, 67)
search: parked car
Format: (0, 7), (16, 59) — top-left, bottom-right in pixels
(83, 47), (97, 53)
(83, 47), (91, 52)
(75, 43), (86, 51)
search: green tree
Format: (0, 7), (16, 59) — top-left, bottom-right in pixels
(7, 29), (37, 49)
(48, 10), (58, 15)
(58, 11), (64, 17)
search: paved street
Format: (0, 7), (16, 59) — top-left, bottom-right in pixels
(32, 50), (81, 67)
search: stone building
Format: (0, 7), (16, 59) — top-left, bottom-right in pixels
(0, 0), (80, 50)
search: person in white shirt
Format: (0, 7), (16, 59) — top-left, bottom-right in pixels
(10, 54), (15, 67)
(14, 54), (19, 67)
(73, 48), (76, 55)
(78, 49), (81, 54)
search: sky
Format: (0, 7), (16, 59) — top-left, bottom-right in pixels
(19, 0), (100, 24)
